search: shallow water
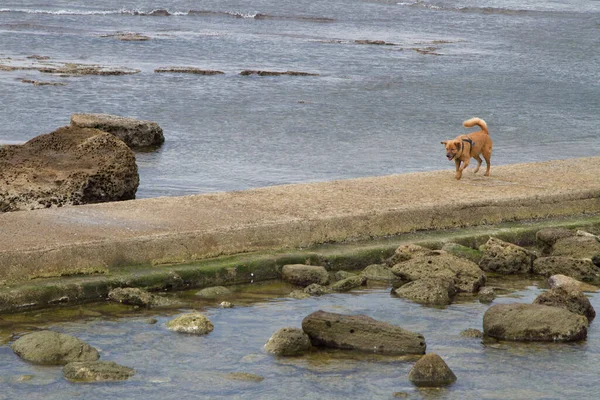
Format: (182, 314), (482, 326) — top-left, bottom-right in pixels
(1, 0), (599, 198)
(1, 277), (599, 399)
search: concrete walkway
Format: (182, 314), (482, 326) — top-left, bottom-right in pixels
(1, 157), (600, 283)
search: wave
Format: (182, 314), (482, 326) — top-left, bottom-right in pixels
(0, 8), (334, 22)
(397, 1), (569, 16)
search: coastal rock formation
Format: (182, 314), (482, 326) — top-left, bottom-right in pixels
(195, 286), (233, 298)
(0, 126), (138, 212)
(477, 287), (496, 303)
(102, 32), (150, 41)
(11, 331), (100, 365)
(301, 310), (426, 355)
(63, 361), (135, 382)
(155, 67), (224, 75)
(393, 277), (455, 306)
(331, 275), (366, 292)
(281, 264), (329, 287)
(441, 243), (483, 263)
(71, 113), (164, 149)
(536, 228), (575, 255)
(166, 313), (214, 335)
(478, 237), (536, 274)
(551, 235), (600, 259)
(225, 372), (264, 382)
(334, 270), (354, 280)
(108, 287), (172, 307)
(391, 251), (485, 293)
(264, 327), (312, 356)
(303, 283), (331, 296)
(548, 274), (599, 292)
(239, 70), (319, 76)
(360, 264), (398, 282)
(533, 287), (595, 321)
(483, 303), (588, 342)
(532, 257), (599, 282)
(408, 353), (457, 387)
(385, 244), (433, 266)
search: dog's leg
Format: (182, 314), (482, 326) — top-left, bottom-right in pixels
(456, 159), (470, 180)
(483, 149), (491, 176)
(474, 155), (483, 174)
(454, 159), (461, 179)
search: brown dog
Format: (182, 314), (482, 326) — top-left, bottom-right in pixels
(441, 117), (492, 180)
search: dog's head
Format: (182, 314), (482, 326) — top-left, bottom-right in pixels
(441, 140), (462, 161)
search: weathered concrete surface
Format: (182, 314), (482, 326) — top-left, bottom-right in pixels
(1, 157), (599, 284)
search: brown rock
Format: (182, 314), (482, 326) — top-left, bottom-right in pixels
(532, 257), (599, 282)
(552, 236), (600, 259)
(11, 331), (99, 365)
(548, 274), (599, 292)
(155, 67), (224, 75)
(281, 264), (329, 287)
(478, 237), (536, 274)
(264, 327), (312, 356)
(533, 287), (595, 321)
(408, 353), (457, 387)
(393, 277), (455, 306)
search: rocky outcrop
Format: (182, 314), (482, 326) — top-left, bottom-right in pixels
(281, 265), (329, 287)
(108, 287), (172, 307)
(393, 277), (455, 306)
(551, 235), (600, 259)
(483, 303), (588, 342)
(303, 283), (331, 296)
(386, 244), (433, 266)
(441, 243), (483, 263)
(360, 264), (398, 282)
(63, 361), (135, 382)
(548, 274), (599, 292)
(225, 372), (264, 382)
(478, 237), (536, 274)
(536, 228), (575, 255)
(391, 251), (485, 293)
(0, 126), (138, 212)
(532, 257), (599, 282)
(334, 271), (354, 281)
(408, 353), (457, 387)
(240, 70), (319, 76)
(155, 67), (224, 75)
(166, 313), (214, 334)
(264, 327), (312, 356)
(533, 287), (595, 321)
(11, 331), (100, 365)
(71, 113), (164, 149)
(331, 275), (366, 292)
(460, 328), (483, 338)
(301, 310), (426, 355)
(195, 286), (233, 298)
(477, 287), (496, 303)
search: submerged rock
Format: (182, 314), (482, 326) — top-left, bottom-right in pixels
(477, 287), (496, 304)
(460, 328), (483, 338)
(108, 287), (171, 307)
(63, 361), (135, 382)
(408, 353), (457, 387)
(483, 303), (588, 342)
(155, 66), (224, 75)
(532, 257), (599, 282)
(393, 277), (455, 306)
(166, 313), (214, 335)
(0, 126), (138, 212)
(195, 286), (233, 299)
(331, 275), (366, 292)
(301, 310), (426, 355)
(281, 264), (329, 287)
(303, 283), (331, 296)
(71, 113), (164, 149)
(289, 290), (311, 299)
(11, 331), (99, 365)
(478, 237), (536, 274)
(240, 70), (319, 76)
(225, 372), (264, 382)
(264, 327), (312, 356)
(533, 287), (595, 321)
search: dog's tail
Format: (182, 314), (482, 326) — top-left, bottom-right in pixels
(463, 117), (488, 134)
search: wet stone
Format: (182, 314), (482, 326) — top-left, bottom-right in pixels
(166, 313), (214, 335)
(264, 327), (312, 356)
(63, 361), (135, 382)
(408, 353), (457, 387)
(11, 331), (99, 365)
(225, 372), (264, 382)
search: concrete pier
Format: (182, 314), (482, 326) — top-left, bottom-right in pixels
(1, 157), (599, 284)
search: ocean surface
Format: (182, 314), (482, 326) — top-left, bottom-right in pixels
(0, 0), (599, 198)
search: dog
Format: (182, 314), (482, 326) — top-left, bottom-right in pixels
(441, 117), (492, 180)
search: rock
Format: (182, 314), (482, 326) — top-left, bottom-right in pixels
(39, 63), (140, 76)
(155, 67), (224, 75)
(334, 270), (354, 281)
(71, 113), (164, 149)
(225, 372), (264, 382)
(289, 290), (311, 299)
(303, 283), (331, 296)
(355, 39), (396, 45)
(408, 353), (457, 387)
(331, 275), (366, 292)
(393, 277), (455, 306)
(391, 251), (485, 293)
(593, 254), (600, 268)
(264, 327), (312, 356)
(478, 237), (536, 274)
(360, 264), (398, 282)
(103, 32), (150, 41)
(20, 79), (66, 86)
(532, 257), (599, 282)
(146, 9), (170, 16)
(536, 228), (575, 255)
(552, 236), (600, 259)
(548, 274), (599, 292)
(0, 126), (138, 212)
(483, 303), (588, 342)
(533, 287), (595, 321)
(195, 286), (233, 299)
(63, 361), (135, 382)
(108, 287), (171, 307)
(239, 70), (319, 76)
(281, 264), (329, 287)
(301, 310), (426, 355)
(441, 243), (483, 264)
(386, 244), (433, 266)
(11, 331), (99, 365)
(220, 301), (234, 308)
(166, 313), (214, 335)
(477, 287), (496, 303)
(460, 328), (483, 338)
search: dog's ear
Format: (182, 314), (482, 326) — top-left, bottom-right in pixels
(455, 140), (462, 150)
(441, 141), (448, 145)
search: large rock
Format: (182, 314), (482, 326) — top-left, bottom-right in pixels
(0, 126), (138, 212)
(264, 327), (312, 356)
(532, 257), (599, 282)
(536, 228), (575, 255)
(551, 236), (600, 259)
(301, 310), (426, 355)
(71, 113), (164, 149)
(483, 303), (588, 342)
(63, 361), (135, 382)
(441, 243), (483, 264)
(303, 283), (331, 296)
(391, 251), (485, 293)
(11, 331), (99, 365)
(533, 287), (595, 321)
(108, 287), (171, 307)
(195, 286), (233, 299)
(360, 264), (399, 282)
(393, 277), (455, 306)
(548, 274), (599, 292)
(408, 353), (457, 387)
(331, 275), (366, 292)
(478, 237), (536, 274)
(386, 244), (433, 266)
(281, 264), (329, 287)
(166, 313), (214, 335)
